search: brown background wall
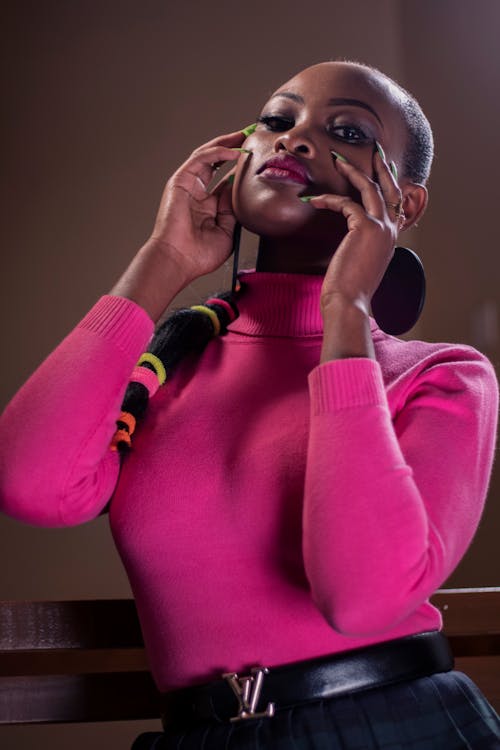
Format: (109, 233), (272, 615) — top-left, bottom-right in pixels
(1, 1), (499, 747)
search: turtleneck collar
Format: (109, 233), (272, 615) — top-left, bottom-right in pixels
(228, 270), (323, 337)
(227, 270), (379, 338)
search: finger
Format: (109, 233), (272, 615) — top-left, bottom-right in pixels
(192, 129), (247, 152)
(177, 146), (252, 193)
(188, 144), (251, 170)
(371, 144), (406, 225)
(303, 193), (380, 230)
(209, 167), (236, 195)
(171, 128), (249, 195)
(331, 153), (385, 220)
(373, 145), (401, 203)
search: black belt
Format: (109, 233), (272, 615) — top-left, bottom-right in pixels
(161, 631), (454, 728)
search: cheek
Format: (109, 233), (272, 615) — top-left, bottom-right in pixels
(232, 173), (308, 235)
(341, 147), (375, 180)
(231, 141), (308, 232)
(232, 171), (346, 241)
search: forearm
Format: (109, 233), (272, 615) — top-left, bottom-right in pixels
(320, 296), (375, 362)
(109, 239), (191, 324)
(303, 353), (498, 636)
(304, 363), (432, 635)
(0, 296), (154, 526)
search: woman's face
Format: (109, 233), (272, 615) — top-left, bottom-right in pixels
(233, 62), (409, 239)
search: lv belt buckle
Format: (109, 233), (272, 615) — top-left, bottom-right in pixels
(222, 667), (275, 722)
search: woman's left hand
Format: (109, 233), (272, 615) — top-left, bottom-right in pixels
(307, 148), (403, 317)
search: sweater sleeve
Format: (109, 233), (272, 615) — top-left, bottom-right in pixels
(0, 296), (154, 527)
(303, 351), (498, 636)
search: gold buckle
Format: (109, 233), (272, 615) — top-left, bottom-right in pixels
(222, 667), (275, 722)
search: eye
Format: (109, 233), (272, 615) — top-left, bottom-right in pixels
(257, 115), (294, 132)
(328, 124), (370, 144)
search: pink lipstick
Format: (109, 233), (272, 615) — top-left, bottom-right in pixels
(256, 155), (311, 186)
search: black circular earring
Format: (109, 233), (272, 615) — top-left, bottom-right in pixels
(371, 247), (426, 336)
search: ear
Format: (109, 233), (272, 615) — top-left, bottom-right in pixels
(399, 181), (428, 231)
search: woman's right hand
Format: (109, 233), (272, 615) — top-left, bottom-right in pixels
(150, 129), (248, 282)
(110, 129), (249, 322)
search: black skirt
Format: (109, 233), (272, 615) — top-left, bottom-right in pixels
(132, 671), (500, 749)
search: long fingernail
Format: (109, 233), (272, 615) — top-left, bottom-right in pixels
(390, 161), (398, 180)
(227, 174), (235, 184)
(299, 195), (315, 202)
(331, 150), (348, 163)
(375, 140), (386, 161)
(241, 123), (257, 136)
(231, 147), (252, 153)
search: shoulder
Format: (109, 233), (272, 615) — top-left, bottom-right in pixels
(372, 324), (498, 398)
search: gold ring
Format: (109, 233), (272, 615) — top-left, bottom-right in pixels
(385, 200), (404, 220)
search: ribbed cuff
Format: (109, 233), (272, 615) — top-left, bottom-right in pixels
(308, 358), (387, 415)
(77, 295), (155, 355)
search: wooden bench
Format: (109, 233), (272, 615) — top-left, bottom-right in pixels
(1, 588), (499, 724)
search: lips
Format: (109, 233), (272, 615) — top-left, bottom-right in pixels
(256, 155), (311, 186)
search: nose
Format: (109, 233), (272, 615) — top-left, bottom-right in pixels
(273, 125), (316, 158)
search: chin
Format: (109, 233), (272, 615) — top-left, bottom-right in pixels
(235, 202), (343, 244)
(239, 216), (310, 238)
(233, 196), (313, 237)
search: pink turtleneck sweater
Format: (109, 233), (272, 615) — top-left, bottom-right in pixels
(0, 271), (497, 692)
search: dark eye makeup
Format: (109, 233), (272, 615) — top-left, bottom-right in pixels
(257, 115), (294, 131)
(327, 124), (371, 144)
(257, 114), (372, 146)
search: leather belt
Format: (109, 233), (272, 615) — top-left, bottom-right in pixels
(161, 631), (454, 728)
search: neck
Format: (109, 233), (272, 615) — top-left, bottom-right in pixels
(255, 231), (344, 275)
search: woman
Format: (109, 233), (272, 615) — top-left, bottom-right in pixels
(1, 61), (499, 748)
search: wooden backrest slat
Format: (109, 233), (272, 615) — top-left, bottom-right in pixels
(1, 590), (498, 652)
(0, 648), (149, 677)
(1, 673), (160, 724)
(0, 600), (142, 650)
(0, 588), (498, 725)
(432, 589), (500, 635)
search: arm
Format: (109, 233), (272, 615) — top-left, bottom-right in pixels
(303, 349), (498, 635)
(110, 130), (249, 322)
(302, 147), (497, 635)
(0, 129), (249, 526)
(0, 295), (154, 526)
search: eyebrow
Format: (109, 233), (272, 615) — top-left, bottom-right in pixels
(271, 92), (383, 126)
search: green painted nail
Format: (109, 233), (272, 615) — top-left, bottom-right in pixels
(390, 161), (398, 180)
(331, 150), (348, 163)
(300, 196), (315, 202)
(375, 140), (386, 161)
(227, 174), (235, 184)
(241, 123), (257, 136)
(231, 147), (252, 153)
